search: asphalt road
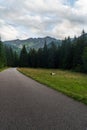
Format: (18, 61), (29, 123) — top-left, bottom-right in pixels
(0, 68), (87, 130)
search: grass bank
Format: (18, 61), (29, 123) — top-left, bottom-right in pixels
(18, 68), (87, 105)
(0, 67), (8, 72)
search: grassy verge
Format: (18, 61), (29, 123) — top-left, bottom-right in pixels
(18, 68), (87, 105)
(0, 67), (8, 72)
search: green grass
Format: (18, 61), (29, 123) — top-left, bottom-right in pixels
(18, 68), (87, 105)
(0, 67), (8, 72)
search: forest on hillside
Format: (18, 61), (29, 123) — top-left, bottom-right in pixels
(0, 30), (87, 73)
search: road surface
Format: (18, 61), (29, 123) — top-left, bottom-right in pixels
(0, 68), (87, 130)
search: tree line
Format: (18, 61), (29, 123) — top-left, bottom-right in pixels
(19, 30), (87, 73)
(0, 40), (18, 68)
(0, 30), (87, 73)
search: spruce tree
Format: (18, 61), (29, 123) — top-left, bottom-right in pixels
(0, 39), (6, 67)
(19, 45), (28, 67)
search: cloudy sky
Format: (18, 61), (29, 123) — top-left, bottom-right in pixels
(0, 0), (87, 41)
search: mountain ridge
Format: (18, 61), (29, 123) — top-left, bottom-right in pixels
(4, 36), (61, 52)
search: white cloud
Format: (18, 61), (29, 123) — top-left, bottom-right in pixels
(0, 24), (19, 40)
(0, 0), (87, 41)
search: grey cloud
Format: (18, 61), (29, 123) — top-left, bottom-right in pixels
(0, 0), (87, 40)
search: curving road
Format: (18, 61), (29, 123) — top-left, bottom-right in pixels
(0, 68), (87, 130)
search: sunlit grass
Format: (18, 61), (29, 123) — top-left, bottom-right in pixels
(18, 68), (87, 104)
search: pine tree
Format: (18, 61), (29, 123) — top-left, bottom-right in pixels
(5, 47), (14, 66)
(28, 48), (37, 67)
(19, 45), (28, 67)
(48, 42), (57, 68)
(37, 48), (43, 67)
(13, 51), (18, 67)
(0, 39), (6, 67)
(72, 30), (87, 71)
(42, 42), (49, 68)
(82, 47), (87, 72)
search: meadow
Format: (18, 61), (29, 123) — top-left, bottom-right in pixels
(18, 68), (87, 104)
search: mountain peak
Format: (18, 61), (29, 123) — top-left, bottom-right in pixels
(4, 36), (61, 53)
